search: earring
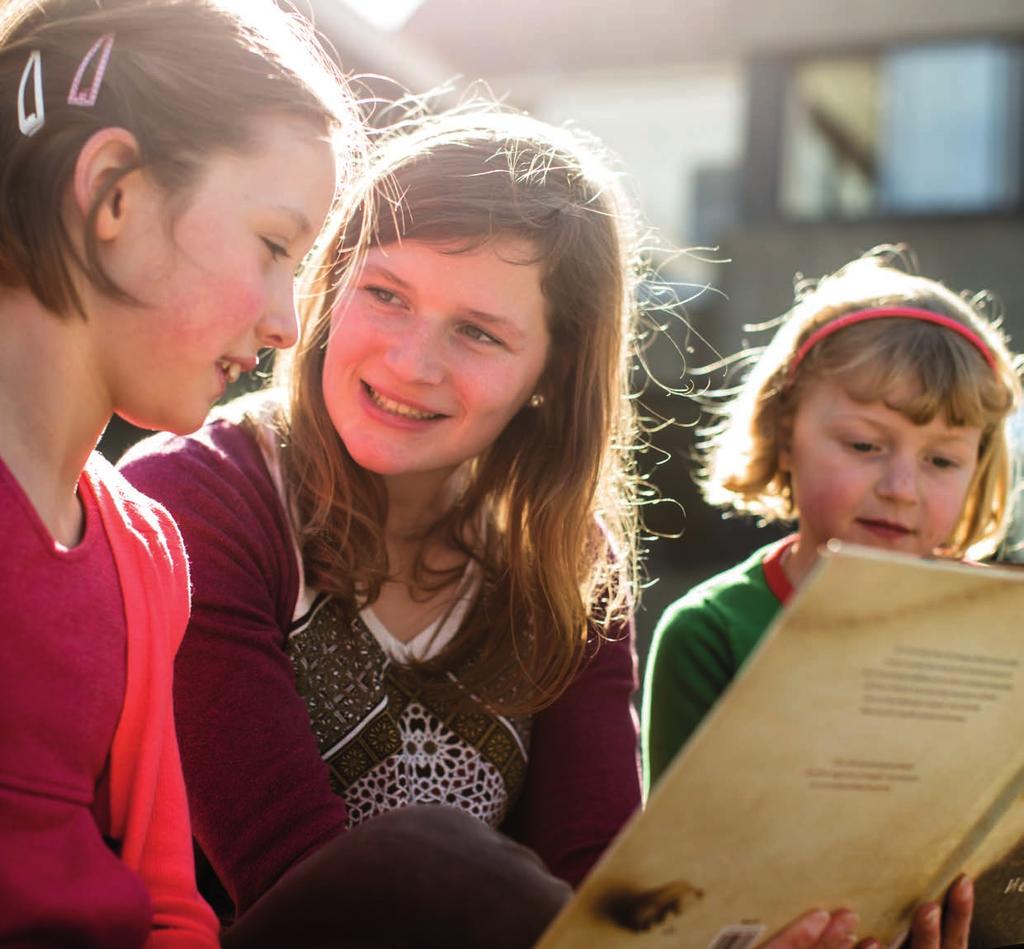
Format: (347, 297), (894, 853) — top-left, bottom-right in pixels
(528, 393), (544, 408)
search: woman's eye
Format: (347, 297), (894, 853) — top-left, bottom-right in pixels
(460, 323), (502, 346)
(849, 441), (876, 454)
(261, 237), (289, 261)
(367, 286), (399, 305)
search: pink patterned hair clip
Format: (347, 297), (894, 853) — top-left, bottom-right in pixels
(68, 33), (115, 107)
(17, 50), (44, 136)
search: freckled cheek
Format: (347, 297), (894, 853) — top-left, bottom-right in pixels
(791, 472), (861, 537)
(791, 489), (832, 535)
(168, 279), (264, 345)
(463, 368), (532, 422)
(323, 319), (375, 382)
(320, 325), (377, 423)
(929, 484), (974, 542)
(321, 341), (347, 411)
(232, 283), (268, 327)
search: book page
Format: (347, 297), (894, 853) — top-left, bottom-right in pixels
(538, 546), (1024, 949)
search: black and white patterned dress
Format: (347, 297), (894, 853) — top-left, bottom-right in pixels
(287, 582), (532, 830)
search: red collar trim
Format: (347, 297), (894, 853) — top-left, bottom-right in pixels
(761, 534), (798, 604)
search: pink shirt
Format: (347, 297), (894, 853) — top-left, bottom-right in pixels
(0, 454), (150, 945)
(0, 453), (219, 946)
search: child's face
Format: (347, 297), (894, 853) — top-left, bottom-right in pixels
(780, 379), (982, 562)
(93, 117), (336, 435)
(322, 238), (550, 491)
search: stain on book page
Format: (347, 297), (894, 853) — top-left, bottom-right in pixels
(859, 644), (1018, 724)
(598, 880), (705, 934)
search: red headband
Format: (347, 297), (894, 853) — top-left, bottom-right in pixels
(789, 306), (996, 381)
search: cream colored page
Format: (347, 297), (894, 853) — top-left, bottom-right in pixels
(962, 795), (1024, 880)
(539, 547), (1024, 949)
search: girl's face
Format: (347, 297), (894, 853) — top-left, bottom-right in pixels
(92, 117), (337, 435)
(781, 378), (982, 567)
(322, 238), (550, 490)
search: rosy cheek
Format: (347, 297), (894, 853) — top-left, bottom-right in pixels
(235, 285), (267, 325)
(321, 344), (344, 400)
(790, 477), (847, 535)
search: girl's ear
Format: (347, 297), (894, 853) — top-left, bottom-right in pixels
(71, 127), (142, 241)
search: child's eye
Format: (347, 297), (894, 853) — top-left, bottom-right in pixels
(261, 237), (290, 262)
(460, 323), (502, 346)
(849, 441), (877, 454)
(929, 455), (959, 470)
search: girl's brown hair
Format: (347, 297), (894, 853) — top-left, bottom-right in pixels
(701, 246), (1021, 558)
(0, 0), (365, 317)
(274, 107), (644, 714)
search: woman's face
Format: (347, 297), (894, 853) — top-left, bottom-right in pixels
(322, 238), (551, 487)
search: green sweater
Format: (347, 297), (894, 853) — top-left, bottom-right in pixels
(642, 538), (793, 792)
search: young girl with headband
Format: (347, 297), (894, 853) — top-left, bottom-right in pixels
(645, 247), (1019, 780)
(640, 246), (1020, 944)
(0, 0), (360, 943)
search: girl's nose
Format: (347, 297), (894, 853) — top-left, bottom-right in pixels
(257, 287), (300, 351)
(876, 454), (918, 504)
(383, 325), (445, 385)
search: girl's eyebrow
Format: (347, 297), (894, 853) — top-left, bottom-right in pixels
(363, 263), (411, 289)
(461, 307), (522, 333)
(927, 429), (981, 446)
(833, 409), (978, 444)
(273, 205), (316, 237)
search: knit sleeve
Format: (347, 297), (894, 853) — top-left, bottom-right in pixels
(502, 619), (641, 887)
(120, 422), (349, 914)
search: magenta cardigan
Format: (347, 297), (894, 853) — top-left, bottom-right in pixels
(121, 419), (643, 915)
(87, 453), (219, 946)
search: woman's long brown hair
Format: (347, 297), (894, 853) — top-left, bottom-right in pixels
(274, 109), (644, 715)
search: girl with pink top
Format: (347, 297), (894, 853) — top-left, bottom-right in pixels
(0, 0), (360, 943)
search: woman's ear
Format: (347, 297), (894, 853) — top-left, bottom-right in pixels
(70, 127), (142, 241)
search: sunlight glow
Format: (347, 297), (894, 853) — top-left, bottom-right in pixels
(337, 0), (427, 32)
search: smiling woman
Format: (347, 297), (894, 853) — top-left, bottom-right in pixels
(120, 104), (647, 948)
(324, 239), (550, 488)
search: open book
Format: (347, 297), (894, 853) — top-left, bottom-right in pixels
(537, 544), (1024, 949)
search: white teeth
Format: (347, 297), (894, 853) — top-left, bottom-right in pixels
(219, 360), (242, 384)
(367, 384), (439, 420)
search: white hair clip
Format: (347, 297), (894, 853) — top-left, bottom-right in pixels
(68, 33), (115, 107)
(17, 50), (44, 137)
